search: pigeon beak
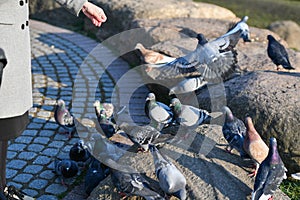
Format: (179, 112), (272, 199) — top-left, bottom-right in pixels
(146, 97), (150, 101)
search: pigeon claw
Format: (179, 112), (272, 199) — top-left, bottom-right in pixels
(248, 169), (257, 178)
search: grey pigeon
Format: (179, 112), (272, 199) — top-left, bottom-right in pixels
(84, 157), (110, 196)
(149, 144), (187, 200)
(53, 158), (79, 185)
(145, 93), (174, 130)
(0, 48), (7, 88)
(252, 138), (287, 200)
(111, 166), (164, 200)
(119, 122), (161, 152)
(243, 117), (269, 177)
(146, 30), (241, 81)
(169, 76), (208, 95)
(94, 101), (117, 138)
(54, 99), (76, 139)
(69, 140), (91, 164)
(224, 16), (251, 43)
(170, 98), (220, 128)
(222, 106), (248, 158)
(267, 35), (295, 71)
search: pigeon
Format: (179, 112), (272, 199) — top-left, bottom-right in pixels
(0, 48), (7, 88)
(94, 102), (117, 138)
(267, 35), (295, 71)
(170, 98), (220, 128)
(222, 106), (248, 158)
(53, 158), (79, 185)
(69, 140), (91, 164)
(146, 30), (241, 81)
(84, 157), (110, 196)
(119, 122), (162, 152)
(169, 76), (208, 95)
(149, 144), (187, 200)
(252, 137), (287, 200)
(223, 16), (251, 43)
(135, 43), (176, 65)
(54, 99), (76, 139)
(145, 93), (174, 130)
(110, 166), (164, 200)
(243, 117), (269, 177)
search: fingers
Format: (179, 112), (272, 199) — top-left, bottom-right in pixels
(82, 2), (107, 27)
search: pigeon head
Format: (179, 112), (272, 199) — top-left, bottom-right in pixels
(242, 16), (249, 22)
(222, 106), (234, 122)
(57, 99), (66, 107)
(170, 98), (182, 114)
(146, 93), (156, 101)
(269, 137), (282, 165)
(267, 35), (276, 42)
(196, 34), (208, 45)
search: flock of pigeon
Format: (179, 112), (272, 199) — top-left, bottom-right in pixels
(51, 16), (294, 200)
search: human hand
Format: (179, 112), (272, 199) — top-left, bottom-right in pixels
(82, 2), (107, 27)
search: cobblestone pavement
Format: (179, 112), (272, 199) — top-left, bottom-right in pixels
(6, 20), (149, 200)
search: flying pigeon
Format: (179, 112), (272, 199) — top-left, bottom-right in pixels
(84, 157), (110, 196)
(149, 144), (187, 200)
(243, 117), (269, 177)
(53, 158), (79, 185)
(111, 166), (164, 200)
(146, 30), (241, 81)
(169, 76), (208, 95)
(54, 99), (76, 139)
(222, 106), (248, 158)
(119, 122), (161, 152)
(145, 93), (174, 130)
(252, 137), (287, 200)
(0, 48), (7, 88)
(135, 43), (176, 65)
(170, 98), (220, 128)
(223, 16), (251, 43)
(267, 35), (295, 71)
(69, 140), (91, 165)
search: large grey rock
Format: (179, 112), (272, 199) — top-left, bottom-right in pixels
(195, 71), (300, 174)
(269, 20), (300, 51)
(131, 18), (300, 72)
(87, 124), (290, 199)
(88, 0), (236, 40)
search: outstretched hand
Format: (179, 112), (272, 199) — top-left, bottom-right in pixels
(82, 2), (107, 27)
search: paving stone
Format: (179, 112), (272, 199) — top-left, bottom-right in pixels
(7, 144), (26, 152)
(39, 130), (55, 137)
(29, 179), (49, 190)
(27, 144), (45, 152)
(37, 195), (58, 200)
(14, 136), (34, 144)
(33, 137), (50, 144)
(6, 182), (22, 189)
(41, 148), (59, 157)
(23, 165), (43, 174)
(39, 170), (56, 180)
(18, 152), (37, 160)
(22, 189), (39, 198)
(43, 122), (59, 130)
(27, 123), (44, 129)
(48, 141), (65, 148)
(22, 129), (38, 136)
(7, 151), (17, 159)
(33, 156), (52, 165)
(45, 184), (68, 195)
(13, 174), (33, 183)
(6, 169), (18, 179)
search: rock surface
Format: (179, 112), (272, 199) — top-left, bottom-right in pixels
(269, 20), (300, 51)
(87, 125), (290, 200)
